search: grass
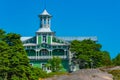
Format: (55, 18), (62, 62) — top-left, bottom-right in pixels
(46, 71), (69, 78)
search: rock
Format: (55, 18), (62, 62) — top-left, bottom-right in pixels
(45, 69), (113, 80)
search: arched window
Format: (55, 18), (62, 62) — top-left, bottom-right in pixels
(40, 49), (49, 56)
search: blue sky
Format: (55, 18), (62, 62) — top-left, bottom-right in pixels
(0, 0), (120, 58)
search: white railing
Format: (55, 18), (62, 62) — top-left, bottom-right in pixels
(37, 56), (52, 59)
(28, 56), (67, 59)
(28, 56), (36, 59)
(53, 56), (67, 59)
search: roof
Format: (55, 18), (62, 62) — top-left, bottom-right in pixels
(40, 9), (51, 16)
(51, 42), (68, 46)
(58, 36), (97, 41)
(36, 27), (52, 33)
(21, 36), (97, 42)
(20, 37), (32, 41)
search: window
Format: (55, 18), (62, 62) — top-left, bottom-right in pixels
(44, 18), (46, 24)
(43, 35), (47, 43)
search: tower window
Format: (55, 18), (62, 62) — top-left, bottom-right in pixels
(44, 18), (46, 24)
(43, 35), (47, 43)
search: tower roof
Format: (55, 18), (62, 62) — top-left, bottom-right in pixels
(40, 9), (51, 16)
(36, 27), (52, 33)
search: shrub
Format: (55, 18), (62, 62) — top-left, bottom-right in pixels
(109, 70), (120, 80)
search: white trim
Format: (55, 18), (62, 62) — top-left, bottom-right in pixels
(36, 34), (40, 44)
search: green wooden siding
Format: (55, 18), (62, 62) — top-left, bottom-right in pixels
(61, 60), (69, 71)
(33, 63), (41, 68)
(48, 36), (51, 44)
(38, 36), (42, 44)
(30, 61), (41, 68)
(30, 60), (69, 72)
(30, 60), (48, 68)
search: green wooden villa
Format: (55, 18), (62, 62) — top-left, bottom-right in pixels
(21, 9), (97, 72)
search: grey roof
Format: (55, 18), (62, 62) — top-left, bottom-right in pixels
(58, 36), (97, 41)
(20, 37), (32, 41)
(21, 36), (97, 42)
(36, 27), (52, 33)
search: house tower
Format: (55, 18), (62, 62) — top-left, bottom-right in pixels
(36, 9), (54, 44)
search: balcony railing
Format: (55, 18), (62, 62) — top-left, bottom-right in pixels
(28, 56), (36, 59)
(28, 56), (67, 60)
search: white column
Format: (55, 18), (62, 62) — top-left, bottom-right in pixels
(48, 18), (49, 27)
(38, 50), (40, 59)
(69, 51), (72, 66)
(49, 50), (52, 58)
(49, 18), (51, 28)
(42, 18), (44, 27)
(36, 51), (37, 60)
(48, 50), (50, 59)
(36, 34), (38, 44)
(64, 50), (66, 59)
(49, 50), (51, 56)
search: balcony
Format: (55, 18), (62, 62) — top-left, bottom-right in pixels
(28, 55), (67, 60)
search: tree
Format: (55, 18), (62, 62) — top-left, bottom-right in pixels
(0, 29), (6, 40)
(0, 41), (11, 80)
(47, 57), (63, 72)
(0, 29), (47, 80)
(101, 51), (112, 66)
(112, 53), (120, 66)
(0, 30), (30, 79)
(70, 39), (111, 68)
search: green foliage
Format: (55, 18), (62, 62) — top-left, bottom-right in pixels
(47, 57), (63, 72)
(112, 53), (120, 66)
(0, 29), (47, 80)
(101, 51), (112, 66)
(70, 39), (112, 68)
(109, 70), (120, 80)
(26, 67), (47, 80)
(0, 29), (6, 40)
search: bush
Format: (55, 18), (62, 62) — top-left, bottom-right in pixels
(109, 70), (120, 80)
(28, 67), (48, 79)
